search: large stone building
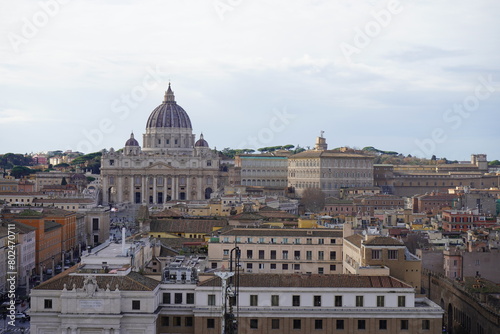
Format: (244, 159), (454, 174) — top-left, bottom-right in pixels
(288, 135), (374, 197)
(208, 227), (344, 274)
(235, 151), (291, 188)
(101, 84), (223, 205)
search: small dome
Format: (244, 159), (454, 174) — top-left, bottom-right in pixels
(125, 133), (139, 147)
(146, 83), (192, 129)
(195, 133), (209, 147)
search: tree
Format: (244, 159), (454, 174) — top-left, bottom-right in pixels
(300, 188), (326, 213)
(61, 177), (68, 186)
(10, 166), (35, 179)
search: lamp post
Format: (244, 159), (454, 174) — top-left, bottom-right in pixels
(51, 256), (55, 277)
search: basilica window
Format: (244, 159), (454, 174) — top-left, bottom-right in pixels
(207, 160), (212, 167)
(157, 177), (164, 186)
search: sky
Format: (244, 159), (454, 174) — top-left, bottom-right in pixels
(1, 0), (499, 161)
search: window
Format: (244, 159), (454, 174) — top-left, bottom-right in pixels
(335, 295), (342, 307)
(330, 264), (336, 271)
(318, 267), (324, 274)
(223, 249), (229, 256)
(247, 250), (253, 259)
(294, 238), (301, 244)
(377, 295), (385, 307)
(258, 263), (265, 269)
(259, 250), (265, 259)
(330, 251), (336, 260)
(356, 295), (364, 307)
(174, 317), (181, 326)
(318, 251), (324, 260)
(398, 295), (406, 307)
(306, 251), (312, 260)
(250, 295), (258, 306)
(379, 319), (387, 330)
(163, 293), (171, 304)
(132, 300), (140, 310)
(174, 293), (182, 304)
(282, 250), (288, 259)
(250, 319), (258, 329)
(207, 319), (215, 329)
(336, 319), (344, 330)
(306, 238), (312, 244)
(292, 295), (300, 306)
(270, 263), (276, 269)
(161, 317), (169, 326)
(271, 295), (279, 306)
(283, 238), (288, 244)
(270, 250), (277, 259)
(44, 299), (52, 309)
(294, 250), (301, 260)
(271, 319), (280, 329)
(388, 250), (398, 259)
(294, 263), (300, 271)
(372, 249), (381, 259)
(247, 263), (253, 269)
(208, 294), (216, 306)
(186, 293), (194, 304)
(293, 319), (301, 329)
(358, 319), (366, 330)
(315, 319), (323, 329)
(330, 238), (336, 244)
(401, 320), (409, 330)
(282, 263), (288, 270)
(185, 317), (193, 327)
(422, 319), (430, 330)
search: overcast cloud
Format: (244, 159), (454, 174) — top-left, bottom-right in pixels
(1, 0), (499, 160)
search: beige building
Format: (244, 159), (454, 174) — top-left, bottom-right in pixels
(158, 273), (443, 334)
(101, 84), (223, 205)
(208, 227), (343, 274)
(343, 232), (422, 291)
(288, 135), (374, 197)
(235, 152), (291, 188)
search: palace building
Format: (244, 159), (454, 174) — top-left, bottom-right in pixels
(101, 84), (223, 205)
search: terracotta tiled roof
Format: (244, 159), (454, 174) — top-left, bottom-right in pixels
(219, 228), (342, 238)
(150, 219), (228, 234)
(344, 234), (363, 248)
(229, 212), (266, 220)
(151, 208), (184, 218)
(199, 273), (410, 289)
(34, 269), (159, 291)
(364, 236), (404, 246)
(258, 210), (298, 220)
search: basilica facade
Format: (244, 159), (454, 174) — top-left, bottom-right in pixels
(101, 84), (222, 205)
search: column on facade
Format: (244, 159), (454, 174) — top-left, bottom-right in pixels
(104, 329), (111, 334)
(70, 328), (77, 334)
(116, 176), (123, 203)
(173, 176), (178, 200)
(186, 175), (191, 200)
(102, 177), (109, 205)
(130, 175), (134, 204)
(153, 175), (157, 204)
(61, 328), (68, 334)
(197, 176), (203, 199)
(142, 175), (146, 204)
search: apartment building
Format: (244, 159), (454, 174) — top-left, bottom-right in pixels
(208, 228), (343, 274)
(343, 232), (422, 291)
(235, 152), (290, 188)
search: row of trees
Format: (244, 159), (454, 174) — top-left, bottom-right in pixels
(219, 145), (307, 158)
